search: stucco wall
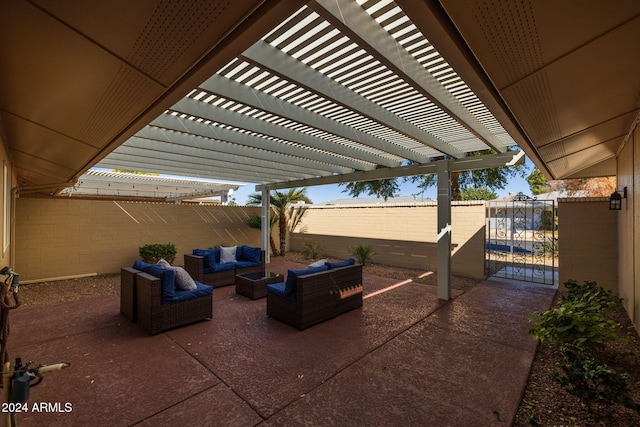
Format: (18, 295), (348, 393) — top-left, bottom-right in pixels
(558, 198), (618, 295)
(290, 202), (486, 279)
(616, 121), (638, 330)
(15, 198), (261, 282)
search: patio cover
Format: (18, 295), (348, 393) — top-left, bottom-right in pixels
(57, 169), (243, 203)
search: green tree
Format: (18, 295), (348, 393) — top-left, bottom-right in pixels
(339, 177), (400, 201)
(527, 168), (548, 195)
(460, 187), (498, 200)
(405, 149), (527, 201)
(247, 188), (312, 256)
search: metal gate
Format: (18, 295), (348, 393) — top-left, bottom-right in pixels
(485, 193), (558, 286)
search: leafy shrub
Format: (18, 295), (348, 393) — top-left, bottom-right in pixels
(302, 241), (322, 259)
(139, 243), (177, 264)
(530, 280), (622, 350)
(350, 245), (375, 266)
(529, 279), (638, 412)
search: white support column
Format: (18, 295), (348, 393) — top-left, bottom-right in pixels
(436, 159), (452, 300)
(261, 189), (271, 264)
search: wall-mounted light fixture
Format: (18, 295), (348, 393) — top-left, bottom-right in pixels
(609, 186), (627, 210)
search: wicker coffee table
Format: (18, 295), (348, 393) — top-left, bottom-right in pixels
(235, 271), (282, 300)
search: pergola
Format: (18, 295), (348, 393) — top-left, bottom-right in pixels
(90, 0), (524, 299)
(58, 169), (243, 203)
(1, 1), (638, 298)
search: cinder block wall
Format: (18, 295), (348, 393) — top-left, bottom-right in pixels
(15, 198), (261, 282)
(291, 202), (486, 279)
(558, 198), (618, 293)
(15, 198), (486, 282)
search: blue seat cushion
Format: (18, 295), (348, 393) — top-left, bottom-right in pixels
(192, 248), (220, 270)
(240, 246), (262, 263)
(236, 260), (261, 270)
(326, 258), (356, 269)
(284, 265), (329, 295)
(170, 281), (213, 303)
(140, 264), (176, 304)
(211, 262), (236, 272)
(267, 282), (296, 301)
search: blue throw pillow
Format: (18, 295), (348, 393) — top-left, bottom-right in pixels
(192, 249), (213, 257)
(236, 245), (245, 260)
(133, 260), (152, 271)
(326, 258), (356, 269)
(204, 249), (220, 269)
(284, 265), (329, 295)
(192, 248), (220, 270)
(242, 246), (262, 263)
(142, 264), (176, 304)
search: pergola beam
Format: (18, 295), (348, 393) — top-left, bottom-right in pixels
(257, 150), (524, 191)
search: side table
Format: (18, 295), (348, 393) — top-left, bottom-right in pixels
(235, 271), (282, 300)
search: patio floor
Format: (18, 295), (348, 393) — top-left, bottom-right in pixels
(6, 259), (556, 426)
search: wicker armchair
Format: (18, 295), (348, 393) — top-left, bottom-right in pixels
(135, 271), (213, 335)
(266, 264), (363, 330)
(121, 266), (213, 335)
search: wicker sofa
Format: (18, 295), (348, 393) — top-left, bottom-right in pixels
(120, 262), (213, 335)
(184, 245), (265, 288)
(266, 259), (363, 330)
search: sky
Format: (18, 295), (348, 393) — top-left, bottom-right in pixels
(229, 157), (535, 205)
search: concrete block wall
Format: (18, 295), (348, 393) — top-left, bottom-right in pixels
(15, 198), (261, 282)
(15, 198), (487, 282)
(558, 198), (618, 294)
(291, 202), (486, 279)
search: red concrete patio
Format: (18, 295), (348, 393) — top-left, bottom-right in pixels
(6, 259), (555, 426)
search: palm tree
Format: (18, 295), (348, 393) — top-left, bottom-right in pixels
(247, 188), (312, 256)
(246, 214), (279, 256)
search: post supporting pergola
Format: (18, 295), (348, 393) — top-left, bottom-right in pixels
(261, 189), (271, 264)
(436, 159), (452, 300)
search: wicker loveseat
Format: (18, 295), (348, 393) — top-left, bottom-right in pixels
(184, 245), (265, 288)
(120, 261), (213, 335)
(266, 259), (363, 330)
